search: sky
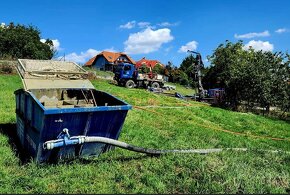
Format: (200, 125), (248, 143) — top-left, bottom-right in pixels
(1, 0), (290, 67)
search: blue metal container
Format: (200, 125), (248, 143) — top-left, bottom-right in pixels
(15, 59), (132, 163)
(208, 88), (224, 97)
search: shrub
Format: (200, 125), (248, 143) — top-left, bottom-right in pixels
(0, 62), (13, 74)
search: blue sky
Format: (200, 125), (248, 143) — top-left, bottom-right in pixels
(1, 0), (290, 66)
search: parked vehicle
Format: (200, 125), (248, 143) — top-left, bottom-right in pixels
(114, 63), (165, 89)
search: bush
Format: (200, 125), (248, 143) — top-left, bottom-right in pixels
(0, 62), (13, 74)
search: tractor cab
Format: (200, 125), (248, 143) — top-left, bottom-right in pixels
(114, 63), (138, 81)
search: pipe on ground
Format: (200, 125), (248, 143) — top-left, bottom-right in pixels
(43, 136), (287, 155)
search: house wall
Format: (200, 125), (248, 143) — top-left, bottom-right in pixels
(91, 55), (132, 72)
(92, 56), (108, 70)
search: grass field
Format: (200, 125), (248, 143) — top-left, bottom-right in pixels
(0, 74), (289, 193)
(83, 67), (115, 78)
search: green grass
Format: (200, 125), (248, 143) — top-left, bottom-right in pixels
(83, 67), (115, 78)
(165, 81), (197, 95)
(0, 75), (289, 193)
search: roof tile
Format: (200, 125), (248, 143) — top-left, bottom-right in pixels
(84, 51), (136, 66)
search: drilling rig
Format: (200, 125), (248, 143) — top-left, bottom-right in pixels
(187, 50), (207, 100)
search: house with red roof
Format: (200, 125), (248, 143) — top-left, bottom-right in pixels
(84, 51), (136, 71)
(135, 57), (164, 69)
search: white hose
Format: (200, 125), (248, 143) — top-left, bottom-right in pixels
(68, 136), (288, 155)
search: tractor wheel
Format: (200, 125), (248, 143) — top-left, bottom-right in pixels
(125, 80), (135, 88)
(151, 82), (160, 88)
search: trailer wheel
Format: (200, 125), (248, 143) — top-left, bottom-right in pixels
(151, 82), (160, 89)
(125, 80), (135, 88)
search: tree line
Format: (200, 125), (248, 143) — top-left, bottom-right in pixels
(204, 40), (289, 116)
(0, 22), (54, 60)
(152, 40), (289, 117)
(150, 58), (198, 87)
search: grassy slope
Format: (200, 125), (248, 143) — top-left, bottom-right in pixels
(164, 81), (197, 95)
(83, 67), (115, 78)
(0, 75), (289, 193)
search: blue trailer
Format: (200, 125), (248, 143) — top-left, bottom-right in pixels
(15, 59), (132, 163)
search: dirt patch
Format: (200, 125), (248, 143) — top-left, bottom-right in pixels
(147, 98), (160, 106)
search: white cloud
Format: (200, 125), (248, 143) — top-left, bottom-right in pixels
(119, 21), (136, 29)
(275, 28), (287, 33)
(40, 39), (62, 51)
(178, 41), (198, 53)
(158, 22), (179, 27)
(234, 30), (270, 39)
(165, 46), (173, 52)
(40, 37), (115, 64)
(124, 27), (174, 54)
(51, 39), (61, 51)
(243, 40), (274, 52)
(119, 21), (179, 30)
(64, 48), (117, 64)
(137, 22), (151, 28)
(64, 49), (100, 63)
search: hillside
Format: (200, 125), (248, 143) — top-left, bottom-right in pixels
(0, 74), (289, 193)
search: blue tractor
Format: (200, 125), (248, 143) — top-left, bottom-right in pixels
(114, 63), (165, 89)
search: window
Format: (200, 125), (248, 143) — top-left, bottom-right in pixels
(124, 65), (131, 71)
(116, 64), (124, 71)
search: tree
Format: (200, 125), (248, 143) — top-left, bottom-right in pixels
(180, 54), (207, 88)
(170, 67), (182, 83)
(164, 61), (173, 78)
(152, 63), (165, 75)
(179, 55), (196, 76)
(179, 71), (190, 86)
(138, 64), (150, 73)
(179, 55), (197, 82)
(206, 40), (289, 114)
(0, 22), (54, 60)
